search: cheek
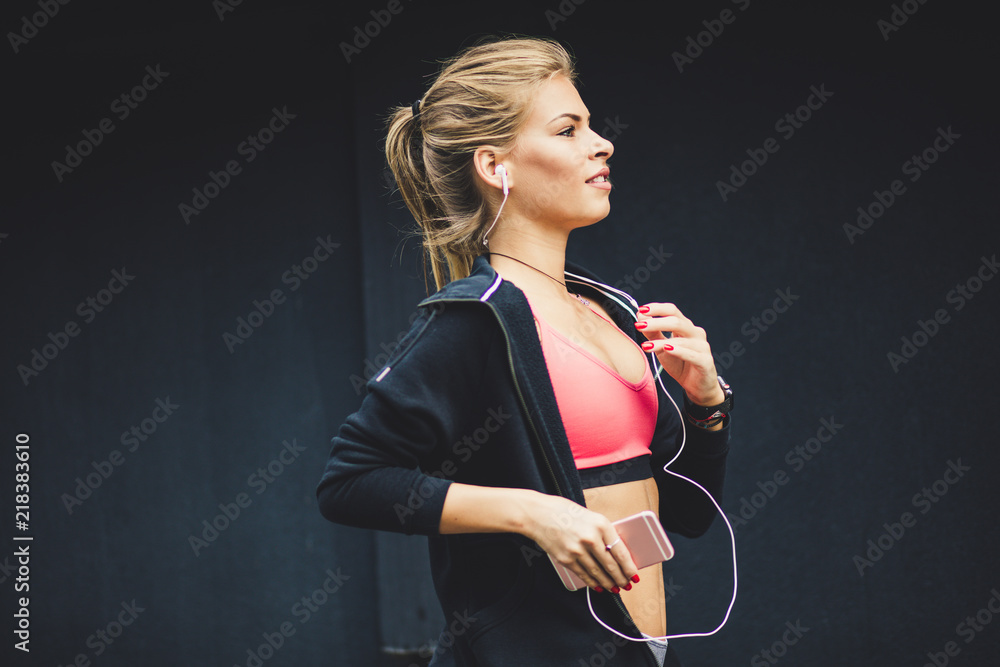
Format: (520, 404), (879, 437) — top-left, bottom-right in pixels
(519, 144), (580, 185)
(512, 145), (588, 216)
(518, 165), (575, 218)
(544, 153), (580, 181)
(529, 159), (580, 198)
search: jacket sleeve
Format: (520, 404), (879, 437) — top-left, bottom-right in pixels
(649, 387), (731, 539)
(315, 303), (494, 536)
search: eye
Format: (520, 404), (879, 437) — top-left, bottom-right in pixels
(558, 125), (576, 137)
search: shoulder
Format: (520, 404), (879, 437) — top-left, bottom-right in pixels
(363, 290), (503, 398)
(419, 255), (504, 307)
(394, 299), (499, 363)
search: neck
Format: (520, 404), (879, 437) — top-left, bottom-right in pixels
(487, 221), (571, 299)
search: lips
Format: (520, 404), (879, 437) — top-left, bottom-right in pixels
(586, 167), (610, 184)
(586, 167), (611, 191)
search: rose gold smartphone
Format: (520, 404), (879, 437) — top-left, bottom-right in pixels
(548, 510), (675, 591)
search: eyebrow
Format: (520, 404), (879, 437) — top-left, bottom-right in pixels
(547, 112), (590, 125)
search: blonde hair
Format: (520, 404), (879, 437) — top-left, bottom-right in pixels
(384, 36), (577, 291)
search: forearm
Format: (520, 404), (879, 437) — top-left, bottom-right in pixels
(441, 483), (639, 592)
(439, 482), (542, 537)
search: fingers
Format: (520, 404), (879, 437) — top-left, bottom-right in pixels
(640, 335), (718, 385)
(640, 335), (711, 358)
(572, 551), (616, 591)
(534, 498), (640, 593)
(638, 302), (684, 320)
(636, 302), (722, 402)
(635, 303), (704, 341)
(569, 531), (639, 593)
(605, 538), (639, 584)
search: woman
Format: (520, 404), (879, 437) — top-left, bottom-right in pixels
(317, 36), (732, 667)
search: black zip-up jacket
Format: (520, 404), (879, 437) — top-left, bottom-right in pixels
(316, 255), (731, 666)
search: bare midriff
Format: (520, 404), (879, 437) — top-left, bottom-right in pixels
(584, 478), (665, 637)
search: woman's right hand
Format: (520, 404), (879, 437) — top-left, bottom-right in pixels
(522, 491), (639, 592)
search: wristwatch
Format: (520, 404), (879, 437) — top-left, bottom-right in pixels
(683, 375), (733, 423)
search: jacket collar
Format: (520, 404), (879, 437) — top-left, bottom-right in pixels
(418, 255), (501, 306)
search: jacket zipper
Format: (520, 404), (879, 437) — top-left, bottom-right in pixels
(611, 595), (658, 664)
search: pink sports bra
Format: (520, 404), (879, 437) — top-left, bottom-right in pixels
(527, 296), (659, 472)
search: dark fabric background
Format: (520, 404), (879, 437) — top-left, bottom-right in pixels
(2, 1), (997, 665)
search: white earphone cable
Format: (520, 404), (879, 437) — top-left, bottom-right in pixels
(563, 272), (738, 645)
(482, 166), (508, 247)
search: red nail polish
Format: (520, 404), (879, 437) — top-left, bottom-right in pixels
(611, 586), (621, 594)
(631, 574), (640, 583)
(639, 306), (650, 314)
(641, 341), (654, 351)
(634, 321), (647, 329)
(664, 344), (673, 351)
(623, 583), (632, 591)
(594, 586), (604, 593)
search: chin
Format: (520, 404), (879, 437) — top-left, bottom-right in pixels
(573, 211), (610, 231)
(593, 201), (612, 222)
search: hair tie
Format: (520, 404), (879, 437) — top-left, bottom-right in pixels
(411, 99), (422, 120)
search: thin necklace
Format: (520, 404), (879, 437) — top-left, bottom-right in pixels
(489, 251), (590, 306)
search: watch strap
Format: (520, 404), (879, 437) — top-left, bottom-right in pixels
(684, 375), (733, 422)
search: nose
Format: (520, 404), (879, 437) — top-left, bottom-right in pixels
(589, 126), (614, 160)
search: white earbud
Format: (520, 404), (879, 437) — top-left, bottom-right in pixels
(496, 164), (508, 195)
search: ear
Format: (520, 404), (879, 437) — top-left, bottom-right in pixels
(473, 146), (510, 193)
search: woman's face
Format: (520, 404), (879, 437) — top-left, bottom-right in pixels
(502, 74), (615, 231)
